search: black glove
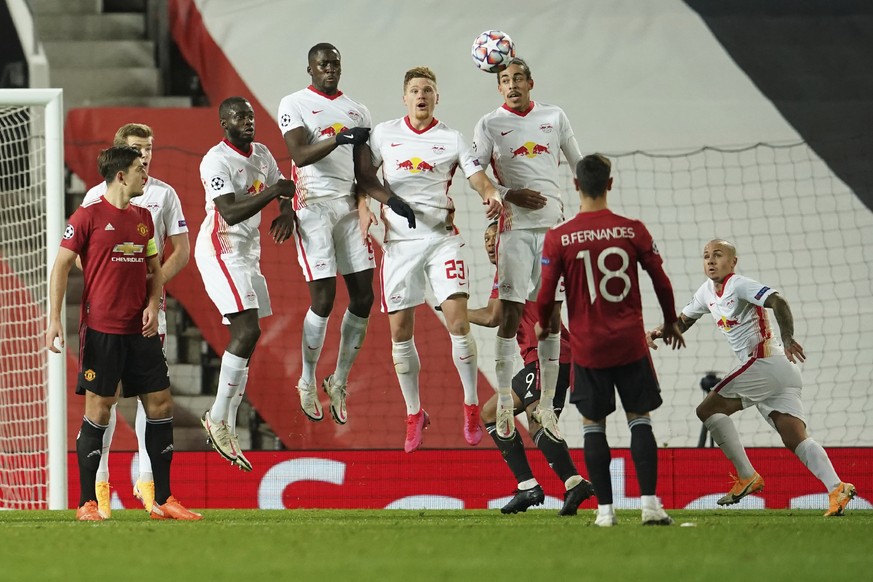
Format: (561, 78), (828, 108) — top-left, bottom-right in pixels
(386, 196), (416, 229)
(335, 127), (370, 146)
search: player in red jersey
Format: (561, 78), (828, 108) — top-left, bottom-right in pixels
(46, 146), (201, 521)
(535, 154), (684, 526)
(470, 222), (594, 515)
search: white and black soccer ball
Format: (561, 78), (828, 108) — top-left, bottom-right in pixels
(471, 30), (516, 73)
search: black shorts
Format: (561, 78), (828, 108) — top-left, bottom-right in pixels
(511, 360), (571, 415)
(76, 327), (170, 397)
(570, 355), (662, 420)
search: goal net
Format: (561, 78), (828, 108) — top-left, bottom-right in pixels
(61, 134), (873, 457)
(0, 89), (66, 509)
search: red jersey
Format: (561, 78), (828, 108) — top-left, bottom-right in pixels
(61, 197), (157, 334)
(537, 209), (677, 368)
(489, 273), (571, 365)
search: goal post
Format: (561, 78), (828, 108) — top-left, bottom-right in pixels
(0, 88), (66, 509)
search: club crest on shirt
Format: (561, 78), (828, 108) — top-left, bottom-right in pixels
(137, 223), (148, 237)
(432, 144), (445, 154)
(540, 123), (553, 133)
(347, 110), (362, 123)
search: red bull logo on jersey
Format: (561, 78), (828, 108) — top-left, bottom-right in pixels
(717, 316), (741, 331)
(318, 123), (348, 138)
(396, 157), (436, 173)
(510, 142), (551, 158)
(247, 179), (265, 195)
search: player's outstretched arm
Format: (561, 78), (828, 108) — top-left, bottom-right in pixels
(469, 297), (502, 328)
(467, 171), (503, 220)
(764, 292), (806, 363)
(353, 145), (416, 228)
(504, 188), (547, 210)
(647, 313), (696, 350)
(46, 247), (77, 353)
(215, 179), (295, 226)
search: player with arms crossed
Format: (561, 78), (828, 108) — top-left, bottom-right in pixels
(472, 57), (583, 442)
(81, 123), (189, 516)
(470, 222), (595, 515)
(196, 97), (295, 471)
(47, 145), (200, 521)
(536, 154), (684, 527)
(647, 239), (856, 516)
(356, 66), (502, 452)
(276, 43), (375, 424)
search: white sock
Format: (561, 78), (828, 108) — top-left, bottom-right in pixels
(641, 494), (659, 509)
(598, 503), (615, 516)
(537, 333), (560, 408)
(210, 351), (248, 423)
(794, 437), (841, 492)
(704, 413), (756, 479)
(392, 338), (421, 415)
(495, 335), (518, 407)
(96, 403), (117, 483)
(227, 366), (250, 434)
(518, 478), (538, 490)
(301, 309), (329, 385)
(565, 475), (582, 490)
(135, 399), (152, 481)
(450, 332), (478, 406)
(335, 310), (368, 385)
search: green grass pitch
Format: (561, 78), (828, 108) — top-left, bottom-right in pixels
(2, 509), (870, 581)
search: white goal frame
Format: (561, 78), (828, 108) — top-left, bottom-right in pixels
(0, 88), (66, 509)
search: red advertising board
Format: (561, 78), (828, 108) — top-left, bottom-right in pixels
(68, 448), (870, 511)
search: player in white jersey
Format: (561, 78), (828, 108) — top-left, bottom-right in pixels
(195, 97), (295, 472)
(81, 123), (189, 517)
(471, 57), (583, 442)
(355, 66), (503, 453)
(648, 239), (856, 516)
(276, 43), (377, 425)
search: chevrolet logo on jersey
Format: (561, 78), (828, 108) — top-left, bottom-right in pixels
(112, 241), (145, 263)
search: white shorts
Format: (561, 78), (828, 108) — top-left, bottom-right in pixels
(380, 236), (470, 312)
(195, 252), (272, 322)
(715, 354), (806, 429)
(293, 197), (375, 282)
(497, 228), (565, 303)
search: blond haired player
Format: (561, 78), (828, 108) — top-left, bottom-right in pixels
(196, 97), (295, 471)
(648, 239), (856, 517)
(472, 57), (583, 442)
(276, 43), (376, 425)
(81, 123), (189, 516)
(356, 66), (502, 452)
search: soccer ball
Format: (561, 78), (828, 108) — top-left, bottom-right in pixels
(471, 30), (516, 73)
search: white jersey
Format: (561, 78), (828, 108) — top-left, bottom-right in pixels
(195, 139), (283, 258)
(682, 273), (783, 362)
(370, 116), (483, 242)
(277, 86), (372, 209)
(472, 101), (582, 231)
(83, 175), (188, 258)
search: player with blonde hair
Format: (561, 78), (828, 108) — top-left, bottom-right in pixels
(356, 66), (502, 452)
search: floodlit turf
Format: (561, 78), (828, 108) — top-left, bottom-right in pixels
(1, 509), (870, 581)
